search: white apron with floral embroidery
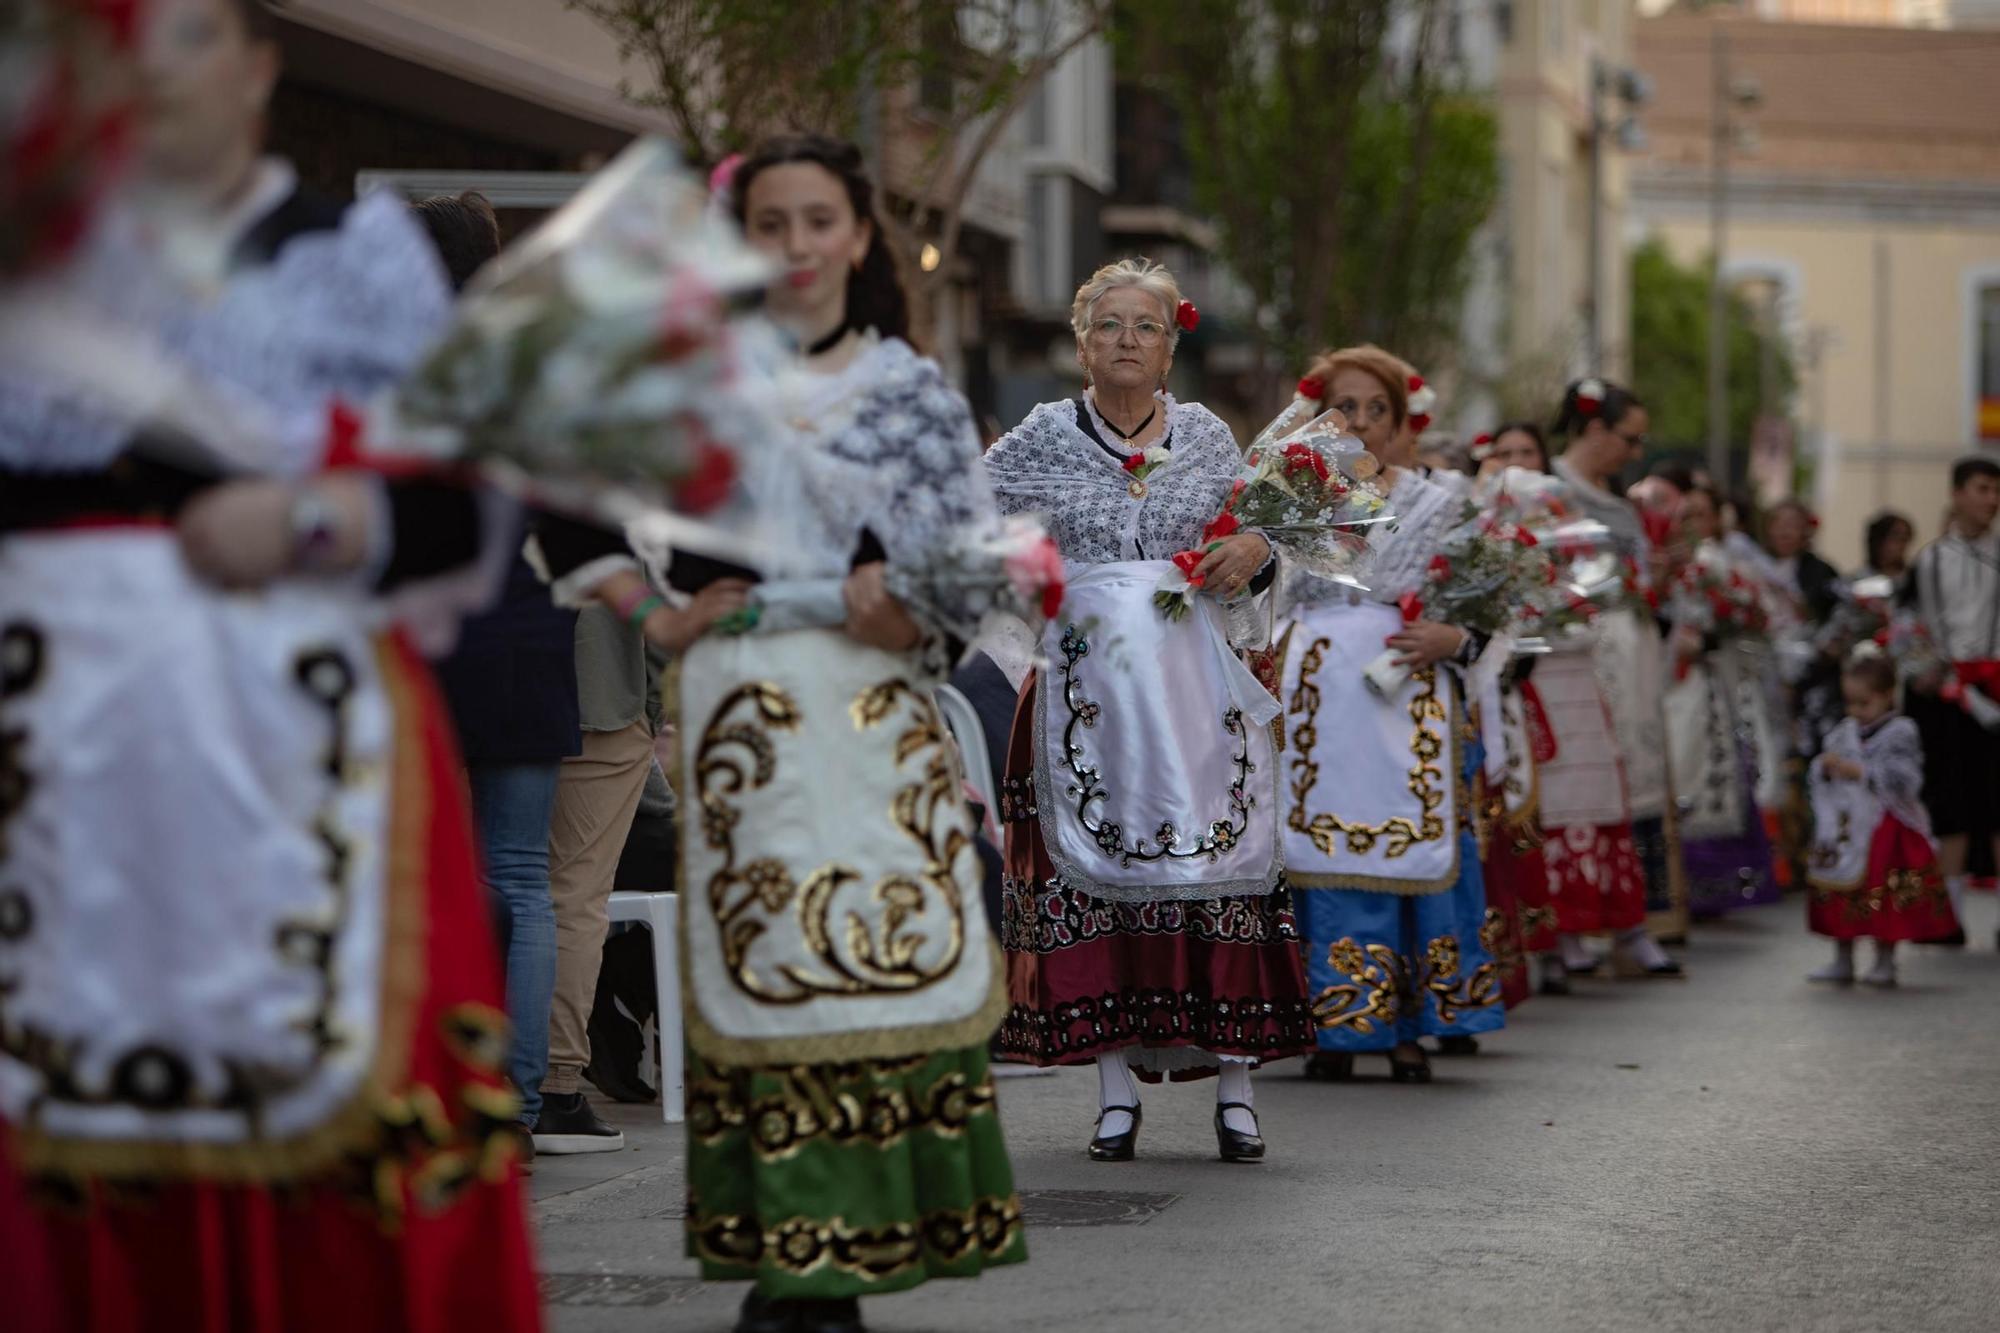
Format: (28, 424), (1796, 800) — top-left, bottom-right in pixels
(1032, 561), (1282, 905)
(1278, 598), (1460, 893)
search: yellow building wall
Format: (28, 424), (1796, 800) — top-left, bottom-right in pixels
(1645, 215), (2000, 567)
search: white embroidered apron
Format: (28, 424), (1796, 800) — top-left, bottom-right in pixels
(1666, 656), (1749, 842)
(676, 627), (1002, 1064)
(1805, 726), (1877, 892)
(0, 530), (398, 1171)
(1535, 637), (1632, 830)
(1279, 598), (1459, 893)
(1033, 560), (1282, 904)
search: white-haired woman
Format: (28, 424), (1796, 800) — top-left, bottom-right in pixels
(983, 259), (1314, 1164)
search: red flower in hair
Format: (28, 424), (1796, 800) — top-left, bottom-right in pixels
(1203, 512), (1241, 542)
(1473, 432), (1494, 446)
(1406, 374), (1424, 393)
(1176, 300), (1199, 332)
(1408, 413), (1432, 433)
(1297, 375), (1325, 401)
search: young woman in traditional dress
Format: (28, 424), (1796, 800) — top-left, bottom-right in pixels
(1538, 379), (1686, 981)
(1664, 484), (1780, 917)
(0, 1), (543, 1327)
(985, 258), (1313, 1161)
(1280, 346), (1506, 1083)
(1805, 653), (1958, 985)
(665, 135), (1027, 1333)
(1465, 423), (1562, 1013)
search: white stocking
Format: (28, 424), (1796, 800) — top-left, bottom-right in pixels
(1615, 925), (1673, 970)
(1946, 874), (1968, 928)
(1559, 933), (1598, 971)
(1216, 1061), (1256, 1135)
(1095, 1049), (1138, 1137)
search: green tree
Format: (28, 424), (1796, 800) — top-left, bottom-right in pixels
(1119, 0), (1499, 381)
(568, 0), (1110, 342)
(1628, 237), (1796, 459)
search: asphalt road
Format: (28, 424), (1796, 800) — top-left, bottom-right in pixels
(532, 893), (2000, 1333)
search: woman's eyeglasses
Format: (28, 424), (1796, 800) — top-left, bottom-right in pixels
(1087, 318), (1168, 346)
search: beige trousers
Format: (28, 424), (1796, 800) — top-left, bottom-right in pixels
(541, 719), (655, 1095)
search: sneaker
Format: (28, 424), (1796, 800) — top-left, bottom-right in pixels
(531, 1092), (626, 1154)
(1859, 957), (1898, 988)
(1807, 956), (1855, 985)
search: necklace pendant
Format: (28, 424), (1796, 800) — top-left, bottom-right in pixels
(1128, 477), (1149, 499)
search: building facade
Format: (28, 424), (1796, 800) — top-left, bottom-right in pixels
(1631, 9), (2000, 565)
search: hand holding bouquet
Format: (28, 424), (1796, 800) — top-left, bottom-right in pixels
(720, 516), (1066, 643)
(1154, 386), (1394, 621)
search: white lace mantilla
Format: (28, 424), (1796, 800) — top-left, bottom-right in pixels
(0, 188), (451, 474)
(984, 393), (1243, 564)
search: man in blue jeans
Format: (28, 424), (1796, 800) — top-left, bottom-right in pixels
(416, 192), (581, 1165)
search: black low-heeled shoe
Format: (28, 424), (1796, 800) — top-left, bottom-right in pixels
(795, 1297), (865, 1333)
(1435, 1035), (1480, 1056)
(1302, 1052), (1355, 1081)
(1214, 1102), (1265, 1162)
(1388, 1049), (1433, 1083)
(736, 1290), (797, 1333)
(1538, 973), (1572, 996)
(1087, 1104), (1142, 1162)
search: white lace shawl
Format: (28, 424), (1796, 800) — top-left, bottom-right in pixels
(984, 393), (1243, 564)
(766, 335), (1001, 633)
(1822, 714), (1931, 839)
(0, 189), (452, 475)
(1283, 467), (1460, 607)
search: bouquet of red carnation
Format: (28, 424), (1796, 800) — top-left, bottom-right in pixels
(1478, 468), (1623, 645)
(1153, 401), (1394, 620)
(1668, 549), (1770, 644)
(3, 0), (139, 279)
(379, 138), (774, 520)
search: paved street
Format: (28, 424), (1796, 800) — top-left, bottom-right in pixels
(533, 895), (2000, 1333)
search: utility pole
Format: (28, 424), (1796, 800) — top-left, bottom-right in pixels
(1705, 22), (1730, 488)
(1588, 58), (1605, 378)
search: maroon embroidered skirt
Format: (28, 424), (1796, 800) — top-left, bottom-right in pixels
(1808, 814), (1959, 943)
(995, 678), (1315, 1075)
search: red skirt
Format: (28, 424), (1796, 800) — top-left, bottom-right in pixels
(996, 679), (1315, 1075)
(1481, 821), (1554, 1008)
(1542, 820), (1648, 935)
(1808, 815), (1959, 943)
(0, 635), (541, 1333)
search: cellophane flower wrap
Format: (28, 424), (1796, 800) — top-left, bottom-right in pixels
(1154, 394), (1394, 621)
(376, 137), (774, 520)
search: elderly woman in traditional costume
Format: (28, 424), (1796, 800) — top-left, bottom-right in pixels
(984, 258), (1313, 1164)
(1279, 346), (1505, 1084)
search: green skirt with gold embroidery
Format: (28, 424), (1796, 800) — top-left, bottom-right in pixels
(684, 1044), (1027, 1299)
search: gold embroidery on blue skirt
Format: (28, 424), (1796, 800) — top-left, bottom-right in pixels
(1424, 932), (1502, 1023)
(1288, 639), (1447, 859)
(695, 680), (970, 1005)
(1311, 938), (1406, 1033)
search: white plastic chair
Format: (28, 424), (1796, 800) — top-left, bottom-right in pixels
(603, 889), (684, 1124)
(932, 683), (996, 827)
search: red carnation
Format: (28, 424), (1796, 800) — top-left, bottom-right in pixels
(1473, 432), (1494, 446)
(1428, 554), (1452, 580)
(1171, 548), (1207, 586)
(1176, 300), (1199, 331)
(1204, 512), (1241, 542)
(1408, 413), (1432, 434)
(1231, 479), (1247, 502)
(1122, 453), (1145, 473)
(1297, 375), (1325, 401)
(1515, 527), (1538, 548)
(1576, 393), (1601, 417)
(673, 437), (739, 515)
(1406, 374), (1424, 393)
(1398, 592), (1426, 623)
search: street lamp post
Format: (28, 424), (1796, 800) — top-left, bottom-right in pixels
(1587, 59), (1649, 379)
(1706, 25), (1760, 488)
